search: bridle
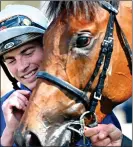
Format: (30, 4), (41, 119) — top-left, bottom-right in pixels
(36, 0), (132, 128)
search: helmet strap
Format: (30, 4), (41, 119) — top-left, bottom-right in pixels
(0, 59), (20, 90)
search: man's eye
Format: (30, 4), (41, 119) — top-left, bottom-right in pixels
(6, 59), (15, 64)
(23, 49), (35, 55)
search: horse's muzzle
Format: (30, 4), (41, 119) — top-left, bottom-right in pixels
(14, 126), (25, 147)
(14, 126), (41, 147)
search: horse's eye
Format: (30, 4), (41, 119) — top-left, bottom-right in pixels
(69, 32), (95, 55)
(76, 36), (91, 48)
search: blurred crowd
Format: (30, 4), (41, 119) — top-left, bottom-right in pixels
(114, 97), (132, 123)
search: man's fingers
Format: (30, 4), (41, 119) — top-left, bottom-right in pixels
(14, 90), (31, 99)
(16, 90), (31, 94)
(16, 98), (27, 111)
(9, 98), (26, 111)
(108, 125), (122, 141)
(84, 126), (99, 137)
(16, 94), (29, 106)
(93, 137), (111, 146)
(84, 124), (122, 147)
(2, 90), (30, 115)
(98, 124), (122, 141)
(90, 134), (99, 143)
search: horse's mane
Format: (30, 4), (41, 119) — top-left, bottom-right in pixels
(46, 1), (100, 20)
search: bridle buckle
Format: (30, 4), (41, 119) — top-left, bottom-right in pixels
(94, 92), (102, 101)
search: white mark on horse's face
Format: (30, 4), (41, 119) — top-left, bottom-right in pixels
(40, 122), (72, 146)
(65, 103), (85, 115)
(72, 47), (91, 57)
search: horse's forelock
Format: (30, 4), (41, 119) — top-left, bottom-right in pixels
(46, 1), (100, 20)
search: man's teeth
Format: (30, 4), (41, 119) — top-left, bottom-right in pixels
(24, 71), (36, 79)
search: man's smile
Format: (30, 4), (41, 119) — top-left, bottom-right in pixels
(21, 68), (38, 80)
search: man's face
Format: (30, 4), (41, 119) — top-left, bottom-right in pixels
(3, 40), (44, 90)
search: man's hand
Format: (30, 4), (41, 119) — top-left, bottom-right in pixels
(84, 124), (122, 146)
(2, 90), (30, 132)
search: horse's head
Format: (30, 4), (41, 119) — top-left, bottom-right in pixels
(14, 1), (132, 146)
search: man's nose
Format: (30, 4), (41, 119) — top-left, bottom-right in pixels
(17, 58), (29, 72)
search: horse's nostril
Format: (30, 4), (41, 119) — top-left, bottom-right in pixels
(24, 131), (41, 146)
(14, 128), (25, 147)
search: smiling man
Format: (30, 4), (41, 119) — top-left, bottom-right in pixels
(3, 40), (44, 90)
(0, 4), (49, 146)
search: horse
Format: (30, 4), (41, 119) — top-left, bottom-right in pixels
(14, 1), (132, 146)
